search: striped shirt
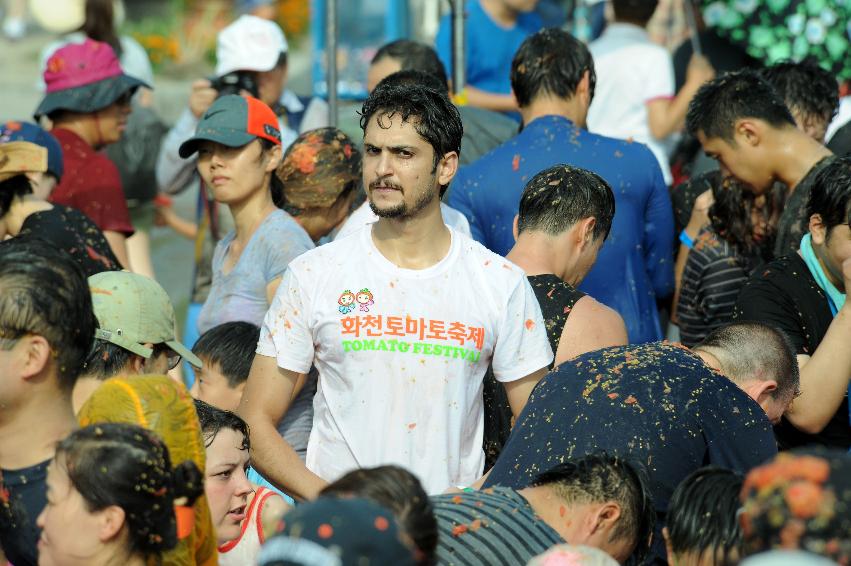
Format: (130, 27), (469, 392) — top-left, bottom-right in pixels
(432, 487), (563, 566)
(677, 228), (754, 347)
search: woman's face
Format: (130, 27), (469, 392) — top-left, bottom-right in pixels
(197, 140), (278, 207)
(203, 428), (253, 544)
(36, 459), (111, 566)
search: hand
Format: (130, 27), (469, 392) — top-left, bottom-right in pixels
(189, 79), (217, 118)
(686, 54), (715, 86)
(686, 188), (714, 234)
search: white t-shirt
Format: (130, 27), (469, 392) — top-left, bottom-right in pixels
(257, 225), (553, 494)
(587, 23), (675, 184)
(335, 201), (472, 240)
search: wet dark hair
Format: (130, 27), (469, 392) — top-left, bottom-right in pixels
(372, 40), (448, 91)
(0, 174), (34, 218)
(686, 70), (796, 142)
(79, 0), (122, 58)
(193, 398), (250, 451)
(531, 452), (655, 563)
(517, 164), (615, 241)
(694, 322), (800, 401)
(759, 60), (839, 134)
(0, 237), (96, 391)
(83, 340), (134, 379)
(511, 28), (596, 108)
(380, 69), (449, 96)
(192, 321), (260, 388)
(709, 177), (783, 262)
(612, 0), (659, 25)
(56, 423), (204, 558)
(666, 467), (743, 566)
(360, 81), (462, 195)
(806, 156), (851, 237)
(321, 465), (437, 565)
(260, 138), (286, 207)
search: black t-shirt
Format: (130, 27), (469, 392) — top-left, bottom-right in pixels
(733, 253), (848, 449)
(482, 275), (586, 470)
(0, 460), (49, 566)
(18, 205), (122, 277)
(485, 342), (777, 564)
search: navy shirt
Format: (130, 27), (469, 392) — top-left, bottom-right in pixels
(0, 460), (49, 566)
(448, 115), (675, 343)
(484, 343), (777, 563)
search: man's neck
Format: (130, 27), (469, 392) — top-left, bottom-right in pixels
(772, 129), (832, 190)
(520, 96), (588, 130)
(371, 202), (451, 270)
(517, 485), (572, 540)
(480, 0), (521, 27)
(507, 234), (560, 278)
(0, 389), (76, 470)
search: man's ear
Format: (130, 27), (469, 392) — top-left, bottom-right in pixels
(96, 505), (126, 542)
(20, 335), (52, 381)
(512, 214), (520, 242)
(809, 213), (828, 245)
(742, 379), (778, 407)
(436, 151), (459, 188)
(579, 217), (597, 250)
(735, 119), (762, 147)
(588, 501), (622, 535)
(662, 526), (676, 565)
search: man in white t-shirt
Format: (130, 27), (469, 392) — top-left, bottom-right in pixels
(586, 0), (714, 185)
(239, 82), (553, 499)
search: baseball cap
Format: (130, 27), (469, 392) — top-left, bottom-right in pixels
(259, 497), (417, 566)
(0, 142), (47, 182)
(277, 128), (361, 209)
(178, 94), (281, 158)
(88, 271), (203, 368)
(215, 15), (288, 77)
(1, 121), (63, 180)
(35, 38), (149, 119)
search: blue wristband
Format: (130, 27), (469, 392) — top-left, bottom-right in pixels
(679, 229), (695, 249)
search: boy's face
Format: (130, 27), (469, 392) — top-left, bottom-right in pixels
(190, 359), (244, 413)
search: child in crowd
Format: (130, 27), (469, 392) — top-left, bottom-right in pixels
(191, 321), (260, 412)
(194, 399), (289, 565)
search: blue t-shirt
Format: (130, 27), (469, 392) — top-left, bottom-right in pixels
(485, 342), (778, 563)
(447, 115), (675, 343)
(435, 0), (542, 96)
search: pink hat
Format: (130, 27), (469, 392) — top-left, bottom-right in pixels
(35, 38), (149, 118)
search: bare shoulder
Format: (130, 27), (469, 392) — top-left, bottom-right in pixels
(556, 296), (628, 364)
(259, 490), (291, 533)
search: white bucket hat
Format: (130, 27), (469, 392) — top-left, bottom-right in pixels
(215, 15), (289, 77)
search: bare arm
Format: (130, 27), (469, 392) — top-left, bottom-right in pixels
(555, 297), (627, 365)
(460, 86), (518, 113)
(785, 259), (851, 432)
(154, 204), (198, 240)
(646, 54), (715, 140)
(237, 354), (327, 500)
(104, 230), (130, 269)
(671, 189), (713, 321)
(503, 367), (548, 420)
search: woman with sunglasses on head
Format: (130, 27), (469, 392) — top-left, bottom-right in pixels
(35, 422), (203, 566)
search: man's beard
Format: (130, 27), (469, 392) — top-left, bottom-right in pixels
(368, 179), (438, 220)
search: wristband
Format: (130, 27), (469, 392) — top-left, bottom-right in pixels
(679, 229), (695, 249)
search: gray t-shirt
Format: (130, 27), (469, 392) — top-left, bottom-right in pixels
(198, 208), (316, 457)
(197, 209), (314, 333)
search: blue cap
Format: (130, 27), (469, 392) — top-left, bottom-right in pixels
(0, 121), (64, 181)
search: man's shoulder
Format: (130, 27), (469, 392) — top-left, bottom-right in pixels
(457, 236), (527, 281)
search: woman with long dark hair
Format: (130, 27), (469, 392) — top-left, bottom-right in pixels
(677, 179), (784, 346)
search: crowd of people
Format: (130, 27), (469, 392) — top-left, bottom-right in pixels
(1, 0), (851, 565)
